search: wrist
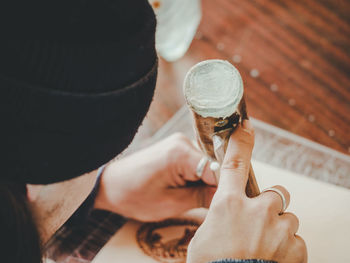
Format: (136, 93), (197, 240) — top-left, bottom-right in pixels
(93, 162), (126, 217)
(93, 164), (111, 211)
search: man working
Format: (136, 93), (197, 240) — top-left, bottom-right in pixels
(0, 1), (306, 263)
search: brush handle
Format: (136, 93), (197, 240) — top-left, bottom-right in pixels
(191, 97), (260, 197)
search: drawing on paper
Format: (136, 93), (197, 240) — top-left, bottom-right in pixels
(136, 218), (200, 263)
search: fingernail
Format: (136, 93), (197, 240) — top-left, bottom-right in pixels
(243, 119), (252, 129)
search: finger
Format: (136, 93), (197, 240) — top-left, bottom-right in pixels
(199, 159), (217, 186)
(218, 120), (255, 194)
(170, 186), (217, 211)
(293, 235), (308, 263)
(178, 142), (217, 186)
(258, 185), (291, 214)
(279, 212), (300, 234)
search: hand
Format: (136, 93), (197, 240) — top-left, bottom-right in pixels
(187, 120), (307, 263)
(95, 133), (217, 221)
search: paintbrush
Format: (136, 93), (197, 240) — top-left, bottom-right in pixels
(183, 59), (259, 197)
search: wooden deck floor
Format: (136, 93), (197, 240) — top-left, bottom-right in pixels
(142, 0), (350, 155)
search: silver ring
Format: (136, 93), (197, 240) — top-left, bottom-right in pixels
(261, 187), (287, 215)
(196, 157), (209, 178)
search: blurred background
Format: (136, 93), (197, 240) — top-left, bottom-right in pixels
(141, 0), (350, 155)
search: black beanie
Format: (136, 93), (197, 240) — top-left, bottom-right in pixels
(0, 0), (158, 184)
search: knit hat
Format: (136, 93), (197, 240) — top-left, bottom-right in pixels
(0, 0), (158, 184)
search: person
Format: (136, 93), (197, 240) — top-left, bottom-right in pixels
(0, 1), (307, 263)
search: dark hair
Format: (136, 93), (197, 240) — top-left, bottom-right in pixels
(0, 183), (42, 263)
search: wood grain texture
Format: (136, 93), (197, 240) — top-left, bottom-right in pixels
(144, 0), (350, 154)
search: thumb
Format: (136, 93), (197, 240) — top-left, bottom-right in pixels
(170, 186), (217, 211)
(218, 120), (254, 195)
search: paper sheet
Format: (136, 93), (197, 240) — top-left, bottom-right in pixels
(93, 160), (350, 263)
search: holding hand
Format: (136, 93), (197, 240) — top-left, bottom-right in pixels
(187, 120), (307, 263)
(95, 133), (216, 221)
